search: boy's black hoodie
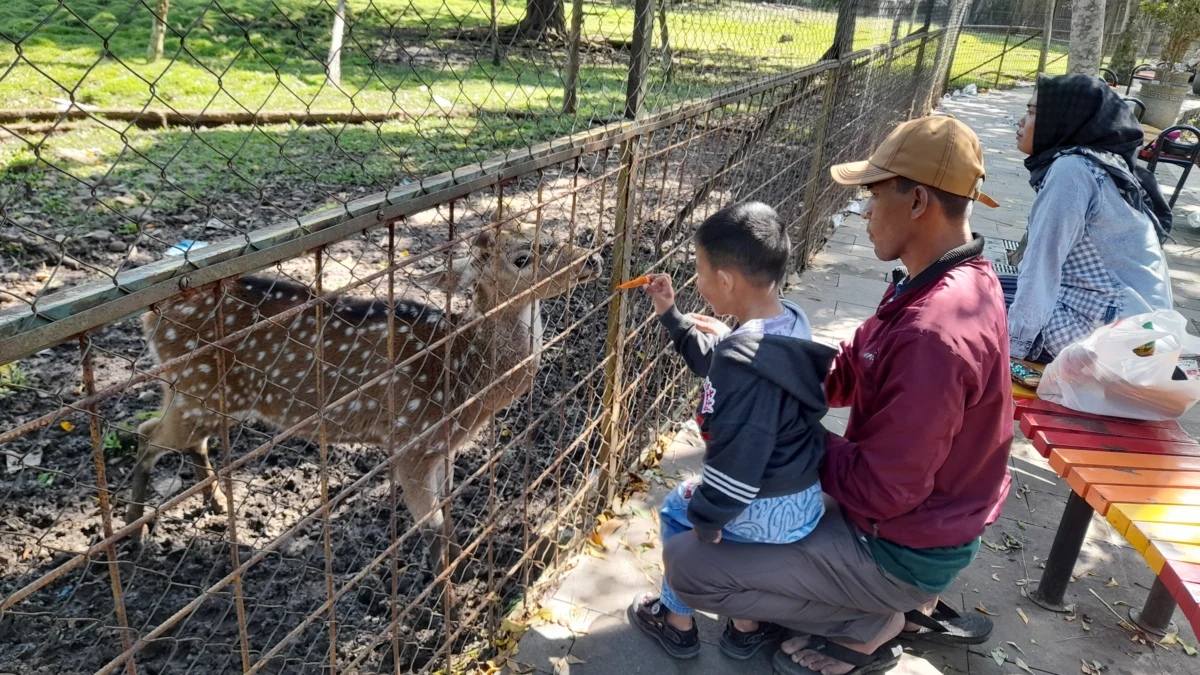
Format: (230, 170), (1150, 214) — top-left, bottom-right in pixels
(658, 300), (837, 541)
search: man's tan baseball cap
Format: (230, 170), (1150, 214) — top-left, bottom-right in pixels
(830, 115), (999, 208)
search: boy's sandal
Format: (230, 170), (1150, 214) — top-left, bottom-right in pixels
(719, 620), (784, 660)
(771, 637), (903, 675)
(899, 599), (993, 645)
(627, 593), (701, 660)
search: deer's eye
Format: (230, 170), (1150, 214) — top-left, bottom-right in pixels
(513, 253), (532, 268)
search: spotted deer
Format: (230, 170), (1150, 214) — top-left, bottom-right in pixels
(128, 226), (603, 568)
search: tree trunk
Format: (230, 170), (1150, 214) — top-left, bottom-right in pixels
(147, 0), (171, 63)
(1067, 0), (1105, 75)
(327, 0), (348, 86)
(1109, 1), (1140, 83)
(516, 0), (566, 39)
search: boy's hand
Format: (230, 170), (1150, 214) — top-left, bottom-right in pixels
(695, 529), (722, 544)
(643, 273), (675, 315)
(687, 314), (731, 338)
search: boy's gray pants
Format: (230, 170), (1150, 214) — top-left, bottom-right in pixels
(662, 498), (939, 644)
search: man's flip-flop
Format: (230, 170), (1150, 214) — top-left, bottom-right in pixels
(771, 637), (903, 675)
(899, 599), (993, 645)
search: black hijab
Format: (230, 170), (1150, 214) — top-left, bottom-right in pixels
(1024, 74), (1172, 241)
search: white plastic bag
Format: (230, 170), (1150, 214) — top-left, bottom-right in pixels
(1037, 309), (1200, 421)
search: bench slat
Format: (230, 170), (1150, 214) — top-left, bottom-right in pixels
(1021, 413), (1193, 444)
(1013, 398), (1183, 428)
(1067, 467), (1200, 497)
(1126, 522), (1200, 552)
(1033, 429), (1200, 459)
(1144, 540), (1200, 574)
(1085, 485), (1200, 515)
(1049, 448), (1200, 477)
(1106, 503), (1200, 534)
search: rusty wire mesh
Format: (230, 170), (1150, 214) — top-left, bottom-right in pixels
(3, 0), (957, 672)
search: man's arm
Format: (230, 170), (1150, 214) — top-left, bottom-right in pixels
(687, 359), (782, 541)
(821, 331), (967, 523)
(824, 339), (859, 409)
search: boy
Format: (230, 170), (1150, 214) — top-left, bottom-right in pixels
(628, 202), (838, 660)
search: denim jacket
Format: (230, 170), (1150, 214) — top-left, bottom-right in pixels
(1008, 154), (1172, 361)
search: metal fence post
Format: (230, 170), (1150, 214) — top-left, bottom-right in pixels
(1039, 0), (1057, 74)
(795, 69), (839, 267)
(909, 0), (937, 117)
(994, 15), (1016, 89)
(563, 0), (585, 113)
(625, 0), (657, 119)
(598, 138), (640, 502)
(937, 0), (969, 99)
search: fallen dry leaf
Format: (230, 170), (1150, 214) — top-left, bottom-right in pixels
(1015, 657), (1034, 674)
(1105, 577), (1119, 588)
(1162, 633), (1179, 646)
(1182, 638), (1197, 656)
(60, 421), (74, 432)
(1065, 614), (1077, 622)
(992, 573), (1001, 582)
(565, 656), (585, 665)
(508, 661), (535, 674)
(1006, 640), (1026, 655)
(975, 605), (997, 616)
(1017, 608), (1029, 625)
(990, 646), (1008, 666)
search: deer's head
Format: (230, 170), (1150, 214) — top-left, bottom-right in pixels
(425, 226), (603, 306)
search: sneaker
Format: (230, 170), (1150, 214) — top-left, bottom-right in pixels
(718, 620), (784, 660)
(627, 593), (701, 659)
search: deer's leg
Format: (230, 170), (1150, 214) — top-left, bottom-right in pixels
(396, 454), (461, 573)
(183, 438), (226, 515)
(126, 416), (168, 537)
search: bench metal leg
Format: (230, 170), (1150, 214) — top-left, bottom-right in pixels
(1129, 577), (1179, 638)
(1032, 492), (1093, 612)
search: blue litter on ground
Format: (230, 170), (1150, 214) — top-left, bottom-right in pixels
(166, 240), (208, 256)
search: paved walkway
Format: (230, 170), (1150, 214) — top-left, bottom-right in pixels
(505, 88), (1200, 675)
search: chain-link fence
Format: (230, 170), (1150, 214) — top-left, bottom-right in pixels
(2, 0), (958, 672)
(946, 0), (1165, 91)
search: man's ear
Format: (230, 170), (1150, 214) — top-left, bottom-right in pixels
(417, 255), (474, 292)
(911, 185), (930, 219)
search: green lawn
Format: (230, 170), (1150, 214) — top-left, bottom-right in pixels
(0, 0), (958, 241)
(948, 29), (1069, 90)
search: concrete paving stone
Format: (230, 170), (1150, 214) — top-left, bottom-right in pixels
(824, 240), (883, 260)
(552, 548), (658, 618)
(790, 279), (886, 307)
(832, 273), (890, 299)
(566, 613), (756, 675)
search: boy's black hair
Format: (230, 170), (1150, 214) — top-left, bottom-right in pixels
(694, 202), (790, 288)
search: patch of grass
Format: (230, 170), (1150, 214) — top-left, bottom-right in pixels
(948, 30), (1069, 90)
(0, 362), (31, 397)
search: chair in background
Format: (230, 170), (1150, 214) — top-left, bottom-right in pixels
(1139, 125), (1200, 208)
(1124, 97), (1146, 121)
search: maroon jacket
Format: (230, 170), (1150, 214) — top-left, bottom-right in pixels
(822, 237), (1013, 549)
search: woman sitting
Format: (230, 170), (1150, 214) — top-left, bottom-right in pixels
(1009, 73), (1173, 364)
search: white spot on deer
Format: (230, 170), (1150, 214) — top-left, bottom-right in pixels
(360, 350), (372, 360)
(248, 338), (258, 349)
(366, 400), (377, 410)
(324, 339), (334, 347)
(400, 365), (412, 375)
(297, 331), (308, 341)
(205, 296), (215, 306)
(394, 416), (408, 428)
(165, 328), (177, 341)
(407, 399), (421, 411)
(198, 363), (212, 374)
(398, 325), (409, 334)
(434, 391), (444, 403)
(350, 401), (362, 412)
(347, 366), (357, 375)
(305, 352), (314, 360)
(345, 326), (354, 336)
(426, 314), (439, 325)
(307, 316), (317, 326)
(179, 306), (196, 316)
(339, 343), (349, 352)
(183, 408), (197, 419)
(185, 339), (197, 349)
(257, 351), (266, 362)
(286, 352), (296, 362)
(274, 292), (284, 300)
(225, 297), (236, 306)
(203, 331), (215, 340)
(182, 367), (194, 378)
(271, 368), (282, 378)
(266, 393), (274, 404)
(196, 380), (209, 390)
(290, 295), (299, 302)
(226, 314), (236, 326)
(452, 359), (463, 370)
(418, 374), (428, 384)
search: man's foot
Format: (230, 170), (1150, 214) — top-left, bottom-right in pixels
(627, 593), (700, 660)
(772, 638), (903, 675)
(719, 619), (784, 660)
(774, 613), (904, 675)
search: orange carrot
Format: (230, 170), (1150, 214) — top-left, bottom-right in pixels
(617, 275), (651, 290)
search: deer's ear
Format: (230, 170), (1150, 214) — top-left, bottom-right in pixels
(417, 255), (474, 292)
(472, 229), (497, 256)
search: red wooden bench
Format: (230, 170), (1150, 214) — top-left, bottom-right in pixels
(1014, 397), (1200, 638)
